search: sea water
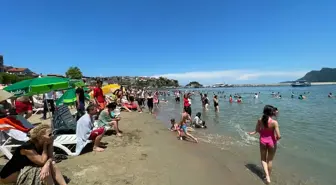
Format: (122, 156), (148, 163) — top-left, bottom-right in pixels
(154, 85), (336, 185)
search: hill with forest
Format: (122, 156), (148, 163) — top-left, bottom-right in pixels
(185, 81), (203, 88)
(298, 68), (336, 82)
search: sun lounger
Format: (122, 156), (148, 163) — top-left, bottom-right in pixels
(0, 129), (91, 159)
(0, 113), (91, 159)
(32, 96), (44, 115)
(52, 105), (92, 155)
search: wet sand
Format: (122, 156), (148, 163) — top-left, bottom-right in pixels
(1, 112), (265, 185)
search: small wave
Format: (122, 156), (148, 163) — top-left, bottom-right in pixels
(235, 124), (258, 145)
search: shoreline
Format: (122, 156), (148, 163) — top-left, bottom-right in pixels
(0, 112), (263, 185)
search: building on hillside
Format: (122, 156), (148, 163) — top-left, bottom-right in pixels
(0, 55), (4, 72)
(212, 83), (225, 88)
(46, 74), (65, 78)
(7, 68), (34, 76)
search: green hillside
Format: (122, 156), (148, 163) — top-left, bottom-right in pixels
(298, 68), (336, 82)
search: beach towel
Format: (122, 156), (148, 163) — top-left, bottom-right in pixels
(0, 116), (31, 133)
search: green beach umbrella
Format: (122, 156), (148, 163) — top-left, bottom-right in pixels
(56, 88), (90, 106)
(4, 76), (71, 97)
(69, 79), (86, 88)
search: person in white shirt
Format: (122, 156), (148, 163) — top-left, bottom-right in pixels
(192, 112), (207, 128)
(43, 91), (56, 120)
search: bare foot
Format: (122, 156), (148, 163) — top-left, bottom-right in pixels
(195, 138), (198, 143)
(93, 147), (105, 152)
(116, 133), (123, 137)
(265, 176), (271, 184)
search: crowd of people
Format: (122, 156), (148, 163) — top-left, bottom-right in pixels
(3, 80), (334, 184)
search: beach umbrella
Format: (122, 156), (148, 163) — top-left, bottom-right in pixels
(0, 90), (14, 102)
(102, 84), (121, 95)
(89, 84), (125, 98)
(4, 77), (71, 97)
(56, 88), (90, 106)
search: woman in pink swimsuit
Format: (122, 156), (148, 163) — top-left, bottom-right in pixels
(249, 105), (281, 184)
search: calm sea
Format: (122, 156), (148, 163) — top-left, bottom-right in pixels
(153, 85), (336, 185)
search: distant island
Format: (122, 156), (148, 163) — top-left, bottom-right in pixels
(185, 81), (203, 88)
(297, 68), (336, 82)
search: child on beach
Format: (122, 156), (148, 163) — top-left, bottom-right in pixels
(248, 105), (281, 184)
(192, 112), (207, 128)
(178, 110), (198, 143)
(169, 118), (179, 131)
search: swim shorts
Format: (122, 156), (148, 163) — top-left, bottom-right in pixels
(89, 127), (105, 140)
(181, 124), (187, 133)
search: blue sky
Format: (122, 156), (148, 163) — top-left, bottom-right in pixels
(1, 0), (336, 85)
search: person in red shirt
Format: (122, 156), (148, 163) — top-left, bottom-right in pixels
(15, 96), (33, 119)
(183, 93), (192, 116)
(93, 80), (106, 111)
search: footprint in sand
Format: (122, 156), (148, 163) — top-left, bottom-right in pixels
(74, 166), (98, 177)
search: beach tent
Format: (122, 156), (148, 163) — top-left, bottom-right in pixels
(4, 77), (71, 97)
(56, 88), (90, 106)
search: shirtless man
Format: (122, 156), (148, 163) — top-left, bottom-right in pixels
(178, 110), (198, 143)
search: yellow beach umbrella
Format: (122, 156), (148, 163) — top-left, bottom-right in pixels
(89, 84), (124, 98)
(102, 84), (120, 95)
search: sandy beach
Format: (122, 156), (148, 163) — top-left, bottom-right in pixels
(0, 112), (268, 185)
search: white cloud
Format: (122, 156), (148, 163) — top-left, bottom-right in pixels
(152, 69), (307, 84)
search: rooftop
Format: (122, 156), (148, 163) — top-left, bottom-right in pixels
(7, 68), (28, 72)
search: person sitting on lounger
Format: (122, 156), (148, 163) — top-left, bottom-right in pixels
(14, 96), (34, 119)
(96, 102), (122, 137)
(0, 124), (67, 185)
(77, 105), (106, 152)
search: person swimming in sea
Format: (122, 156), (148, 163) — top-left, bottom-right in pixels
(229, 95), (233, 103)
(328, 92), (333, 98)
(237, 96), (242, 103)
(213, 95), (219, 112)
(298, 94), (306, 100)
(203, 94), (209, 110)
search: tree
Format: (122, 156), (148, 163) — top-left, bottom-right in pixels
(0, 73), (33, 84)
(66, 67), (83, 79)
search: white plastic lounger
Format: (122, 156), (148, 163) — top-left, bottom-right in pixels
(53, 134), (92, 156)
(32, 96), (44, 115)
(33, 107), (44, 115)
(0, 129), (29, 159)
(0, 130), (92, 159)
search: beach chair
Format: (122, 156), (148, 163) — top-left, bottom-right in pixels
(0, 129), (90, 159)
(0, 129), (29, 159)
(52, 105), (92, 156)
(32, 96), (44, 115)
(0, 113), (90, 159)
